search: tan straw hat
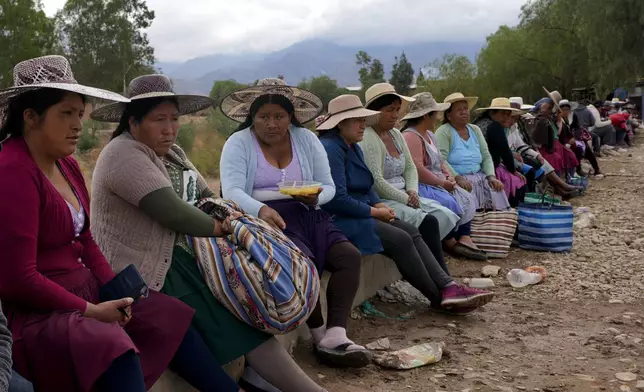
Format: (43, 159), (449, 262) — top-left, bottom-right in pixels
(475, 97), (522, 113)
(401, 92), (450, 121)
(0, 55), (128, 125)
(443, 92), (478, 109)
(542, 86), (563, 112)
(220, 78), (323, 124)
(364, 83), (415, 110)
(91, 74), (214, 122)
(316, 95), (380, 131)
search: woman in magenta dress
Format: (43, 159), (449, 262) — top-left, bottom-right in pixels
(0, 56), (240, 392)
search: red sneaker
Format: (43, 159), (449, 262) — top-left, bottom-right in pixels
(440, 284), (495, 309)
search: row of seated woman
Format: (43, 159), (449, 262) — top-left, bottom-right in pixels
(0, 56), (497, 392)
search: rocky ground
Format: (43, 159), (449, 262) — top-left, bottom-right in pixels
(294, 143), (644, 392)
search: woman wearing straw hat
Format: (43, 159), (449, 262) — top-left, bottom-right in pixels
(532, 88), (579, 180)
(400, 92), (485, 261)
(90, 74), (329, 391)
(360, 83), (460, 273)
(434, 93), (511, 211)
(559, 99), (603, 178)
(0, 57), (242, 392)
(219, 79), (370, 370)
(318, 94), (494, 314)
(473, 97), (528, 207)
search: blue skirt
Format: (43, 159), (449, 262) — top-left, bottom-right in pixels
(418, 184), (462, 217)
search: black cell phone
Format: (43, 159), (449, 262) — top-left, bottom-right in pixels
(99, 264), (149, 305)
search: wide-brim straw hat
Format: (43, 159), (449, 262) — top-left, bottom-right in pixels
(543, 87), (563, 112)
(401, 92), (450, 121)
(509, 97), (535, 111)
(91, 74), (214, 122)
(364, 83), (415, 111)
(220, 78), (323, 124)
(316, 94), (380, 131)
(444, 92), (478, 109)
(509, 102), (529, 116)
(476, 97), (522, 113)
(0, 55), (129, 125)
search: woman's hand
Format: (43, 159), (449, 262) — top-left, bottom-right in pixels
(488, 177), (505, 192)
(84, 298), (134, 325)
(406, 190), (420, 209)
(258, 206), (286, 230)
(513, 152), (524, 164)
(442, 180), (456, 192)
(455, 175), (473, 192)
(213, 211), (243, 236)
(371, 206), (396, 223)
(516, 172), (526, 183)
(293, 188), (322, 206)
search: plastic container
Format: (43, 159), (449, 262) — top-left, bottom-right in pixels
(278, 180), (322, 196)
(507, 269), (543, 288)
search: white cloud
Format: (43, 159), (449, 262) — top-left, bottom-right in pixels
(41, 0), (528, 62)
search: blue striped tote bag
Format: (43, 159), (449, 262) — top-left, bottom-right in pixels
(517, 203), (574, 252)
(188, 198), (320, 335)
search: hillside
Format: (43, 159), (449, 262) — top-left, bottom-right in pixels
(160, 39), (482, 94)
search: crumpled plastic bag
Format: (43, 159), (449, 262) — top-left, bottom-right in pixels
(373, 342), (445, 370)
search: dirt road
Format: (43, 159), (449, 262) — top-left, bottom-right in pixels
(296, 144), (644, 392)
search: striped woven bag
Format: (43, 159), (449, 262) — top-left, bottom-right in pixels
(188, 199), (320, 334)
(470, 209), (518, 259)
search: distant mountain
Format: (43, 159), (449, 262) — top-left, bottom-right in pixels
(159, 39), (483, 95)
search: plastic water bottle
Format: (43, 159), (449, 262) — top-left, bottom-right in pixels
(507, 269), (542, 288)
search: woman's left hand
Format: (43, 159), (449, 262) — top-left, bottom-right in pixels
(488, 177), (505, 192)
(406, 190), (420, 209)
(293, 188), (323, 206)
(214, 211), (242, 236)
(516, 172), (526, 183)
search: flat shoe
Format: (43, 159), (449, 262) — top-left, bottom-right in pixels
(452, 243), (488, 261)
(315, 343), (372, 368)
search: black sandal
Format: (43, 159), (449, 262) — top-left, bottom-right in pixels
(451, 243), (488, 261)
(315, 343), (372, 368)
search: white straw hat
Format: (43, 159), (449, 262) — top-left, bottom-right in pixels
(475, 97), (522, 113)
(364, 83), (415, 110)
(316, 95), (380, 131)
(91, 74), (214, 122)
(443, 92), (478, 109)
(509, 97), (535, 111)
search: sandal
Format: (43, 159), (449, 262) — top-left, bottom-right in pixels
(451, 242), (488, 261)
(315, 343), (372, 368)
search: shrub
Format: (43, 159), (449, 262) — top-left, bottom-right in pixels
(206, 108), (238, 137)
(176, 122), (196, 152)
(189, 130), (225, 178)
(78, 119), (101, 152)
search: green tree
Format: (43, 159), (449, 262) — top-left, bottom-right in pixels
(56, 0), (156, 93)
(416, 69), (426, 85)
(297, 75), (341, 110)
(209, 79), (247, 107)
(389, 52), (414, 95)
(0, 0), (58, 88)
(355, 50), (386, 91)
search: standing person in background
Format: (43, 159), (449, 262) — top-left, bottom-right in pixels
(401, 92), (484, 261)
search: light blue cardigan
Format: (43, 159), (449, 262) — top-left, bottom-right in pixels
(220, 126), (336, 217)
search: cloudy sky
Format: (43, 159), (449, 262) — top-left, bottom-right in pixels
(41, 0), (529, 62)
